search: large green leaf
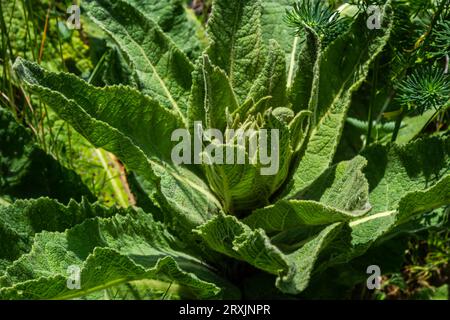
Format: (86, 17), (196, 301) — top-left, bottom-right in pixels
(363, 137), (450, 213)
(195, 214), (289, 275)
(305, 139), (450, 276)
(276, 222), (343, 294)
(316, 174), (450, 272)
(289, 27), (320, 113)
(396, 176), (450, 223)
(13, 58), (219, 234)
(189, 54), (239, 131)
(297, 155), (370, 212)
(390, 207), (450, 236)
(289, 2), (394, 196)
(155, 166), (220, 231)
(0, 198), (127, 273)
(260, 0), (297, 68)
(243, 200), (364, 234)
(124, 0), (207, 60)
(308, 204), (448, 298)
(207, 0), (265, 102)
(83, 0), (193, 121)
(0, 108), (94, 204)
(195, 214), (342, 294)
(245, 156), (370, 233)
(244, 39), (288, 111)
(0, 206), (238, 299)
(290, 175), (449, 289)
(14, 59), (183, 164)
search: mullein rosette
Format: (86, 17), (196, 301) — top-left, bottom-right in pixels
(1, 0), (449, 299)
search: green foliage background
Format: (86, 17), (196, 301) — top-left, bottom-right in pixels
(0, 0), (449, 300)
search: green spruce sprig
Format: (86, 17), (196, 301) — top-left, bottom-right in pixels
(396, 66), (450, 115)
(431, 19), (450, 57)
(285, 0), (349, 45)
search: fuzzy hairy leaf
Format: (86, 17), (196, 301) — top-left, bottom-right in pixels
(276, 222), (343, 294)
(197, 171), (449, 294)
(195, 214), (342, 294)
(298, 155), (371, 212)
(14, 58), (179, 171)
(7, 0), (450, 300)
(363, 137), (450, 213)
(391, 207), (450, 236)
(396, 176), (450, 223)
(260, 0), (297, 67)
(0, 198), (127, 273)
(301, 235), (410, 299)
(83, 0), (193, 121)
(195, 215), (289, 275)
(243, 39), (288, 112)
(317, 174), (450, 271)
(0, 206), (238, 299)
(247, 156), (371, 233)
(124, 0), (207, 60)
(13, 58), (219, 234)
(288, 110), (312, 152)
(289, 2), (394, 195)
(243, 200), (364, 233)
(189, 55), (239, 131)
(306, 139), (450, 274)
(289, 27), (320, 113)
(207, 0), (265, 102)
